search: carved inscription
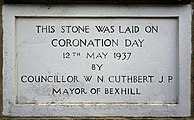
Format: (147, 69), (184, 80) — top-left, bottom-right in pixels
(16, 18), (178, 104)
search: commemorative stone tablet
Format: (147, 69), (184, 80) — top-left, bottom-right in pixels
(2, 4), (191, 117)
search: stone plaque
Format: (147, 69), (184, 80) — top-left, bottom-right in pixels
(3, 5), (191, 117)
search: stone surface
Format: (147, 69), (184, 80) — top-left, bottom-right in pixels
(2, 4), (191, 117)
(16, 17), (177, 104)
(2, 0), (192, 4)
(0, 2), (192, 120)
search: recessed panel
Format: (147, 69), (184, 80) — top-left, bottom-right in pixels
(16, 17), (178, 104)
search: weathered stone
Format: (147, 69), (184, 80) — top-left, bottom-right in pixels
(2, 0), (192, 4)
